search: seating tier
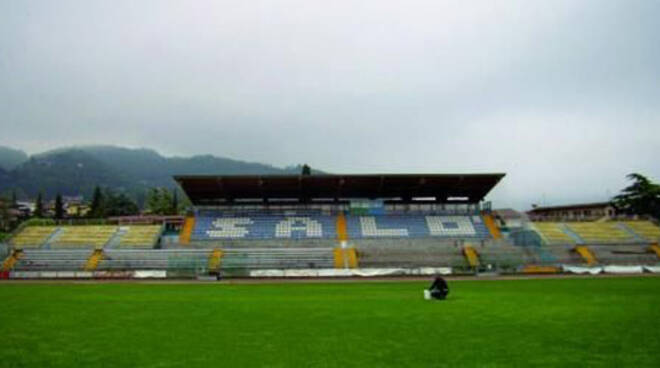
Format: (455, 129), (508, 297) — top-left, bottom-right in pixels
(622, 221), (660, 242)
(345, 215), (490, 239)
(192, 211), (337, 241)
(532, 223), (575, 244)
(52, 226), (118, 248)
(118, 225), (162, 248)
(192, 211), (491, 241)
(10, 226), (57, 248)
(565, 223), (634, 244)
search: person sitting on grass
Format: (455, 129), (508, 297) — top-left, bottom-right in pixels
(428, 276), (449, 300)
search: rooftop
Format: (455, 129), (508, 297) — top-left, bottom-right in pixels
(174, 173), (505, 205)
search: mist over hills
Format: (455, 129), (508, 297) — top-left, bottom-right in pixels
(0, 145), (308, 202)
(0, 146), (28, 171)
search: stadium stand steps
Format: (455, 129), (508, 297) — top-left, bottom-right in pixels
(574, 246), (597, 266)
(333, 248), (358, 269)
(84, 249), (104, 271)
(99, 249), (209, 270)
(483, 214), (502, 239)
(105, 228), (128, 249)
(478, 244), (528, 269)
(13, 249), (92, 271)
(208, 249), (223, 273)
(2, 249), (23, 272)
(220, 248), (335, 270)
(589, 244), (658, 265)
(561, 225), (585, 244)
(521, 245), (559, 264)
(180, 217), (195, 245)
(462, 245), (480, 268)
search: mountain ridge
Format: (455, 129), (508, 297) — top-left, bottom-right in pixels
(0, 145), (314, 201)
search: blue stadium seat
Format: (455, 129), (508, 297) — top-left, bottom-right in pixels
(191, 210), (337, 240)
(345, 215), (490, 239)
(191, 210), (490, 241)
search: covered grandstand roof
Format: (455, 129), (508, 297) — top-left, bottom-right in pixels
(528, 201), (612, 213)
(174, 173), (505, 205)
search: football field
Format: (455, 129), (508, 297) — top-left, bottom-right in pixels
(1, 276), (660, 367)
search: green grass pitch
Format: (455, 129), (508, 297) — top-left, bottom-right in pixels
(1, 277), (660, 367)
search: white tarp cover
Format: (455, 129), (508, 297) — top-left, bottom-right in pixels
(249, 267), (453, 277)
(643, 265), (660, 273)
(10, 271), (40, 279)
(55, 271), (75, 278)
(93, 271), (134, 278)
(317, 269), (353, 277)
(249, 270), (285, 277)
(562, 265), (602, 274)
(351, 268), (407, 277)
(134, 270), (167, 279)
(283, 269), (318, 277)
(413, 267), (452, 276)
(603, 265), (643, 274)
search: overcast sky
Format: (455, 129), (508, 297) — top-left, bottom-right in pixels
(1, 0), (659, 209)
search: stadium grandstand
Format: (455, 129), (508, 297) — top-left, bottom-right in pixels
(2, 173), (660, 279)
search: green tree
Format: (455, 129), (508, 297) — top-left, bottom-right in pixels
(301, 164), (311, 176)
(146, 187), (174, 215)
(103, 191), (139, 217)
(89, 186), (104, 218)
(0, 195), (11, 231)
(54, 193), (64, 219)
(177, 190), (192, 215)
(612, 173), (660, 219)
(11, 190), (17, 207)
(172, 189), (179, 215)
(34, 192), (44, 218)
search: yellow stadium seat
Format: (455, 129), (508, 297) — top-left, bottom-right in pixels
(118, 225), (162, 248)
(53, 226), (118, 249)
(10, 226), (58, 248)
(621, 221), (660, 242)
(565, 222), (635, 244)
(532, 223), (575, 244)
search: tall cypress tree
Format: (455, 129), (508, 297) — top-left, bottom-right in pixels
(34, 192), (44, 218)
(54, 193), (64, 219)
(89, 186), (104, 218)
(613, 173), (660, 219)
(172, 189), (179, 215)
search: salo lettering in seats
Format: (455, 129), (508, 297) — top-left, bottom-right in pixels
(426, 216), (476, 236)
(275, 217), (324, 238)
(207, 218), (253, 238)
(360, 217), (409, 237)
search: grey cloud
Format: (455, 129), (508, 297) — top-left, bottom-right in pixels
(1, 0), (659, 209)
